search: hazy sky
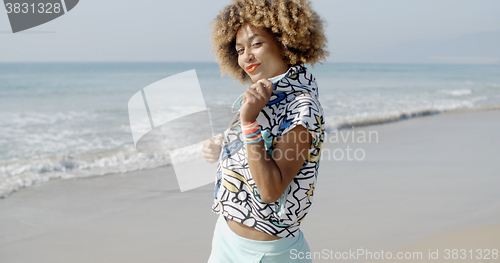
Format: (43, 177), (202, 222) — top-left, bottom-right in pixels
(1, 0), (499, 62)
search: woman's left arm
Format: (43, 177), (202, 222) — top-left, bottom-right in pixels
(245, 125), (310, 204)
(240, 79), (311, 204)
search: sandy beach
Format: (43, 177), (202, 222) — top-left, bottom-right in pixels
(1, 109), (499, 263)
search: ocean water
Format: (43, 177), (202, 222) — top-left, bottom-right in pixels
(1, 62), (499, 198)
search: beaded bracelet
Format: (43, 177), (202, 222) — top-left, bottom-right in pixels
(242, 124), (260, 136)
(245, 135), (263, 144)
(241, 120), (263, 144)
(241, 121), (258, 129)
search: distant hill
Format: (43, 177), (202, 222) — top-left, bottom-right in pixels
(334, 30), (500, 64)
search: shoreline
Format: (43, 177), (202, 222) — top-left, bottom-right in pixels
(332, 103), (500, 131)
(2, 105), (500, 199)
(1, 109), (499, 262)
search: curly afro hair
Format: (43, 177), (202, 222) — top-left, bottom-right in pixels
(210, 0), (329, 84)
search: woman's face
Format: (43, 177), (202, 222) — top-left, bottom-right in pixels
(235, 24), (289, 83)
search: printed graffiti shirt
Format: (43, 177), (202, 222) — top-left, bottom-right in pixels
(212, 65), (325, 238)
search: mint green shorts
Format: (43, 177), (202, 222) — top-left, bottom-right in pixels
(208, 215), (312, 263)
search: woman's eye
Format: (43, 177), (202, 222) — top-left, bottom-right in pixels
(252, 42), (262, 47)
(236, 49), (244, 55)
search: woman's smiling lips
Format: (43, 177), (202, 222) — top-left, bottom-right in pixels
(246, 63), (260, 73)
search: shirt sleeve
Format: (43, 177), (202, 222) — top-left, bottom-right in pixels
(278, 93), (324, 148)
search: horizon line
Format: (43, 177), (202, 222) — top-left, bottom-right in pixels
(0, 61), (499, 66)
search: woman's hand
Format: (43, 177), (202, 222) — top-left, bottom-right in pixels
(202, 135), (223, 163)
(240, 79), (274, 125)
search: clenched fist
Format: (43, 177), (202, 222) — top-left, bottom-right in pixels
(202, 135), (223, 163)
(240, 79), (274, 125)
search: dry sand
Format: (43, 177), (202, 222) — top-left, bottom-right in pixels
(1, 109), (499, 263)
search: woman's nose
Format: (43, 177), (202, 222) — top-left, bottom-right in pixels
(243, 49), (255, 62)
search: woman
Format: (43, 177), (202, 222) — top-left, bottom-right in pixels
(202, 0), (328, 262)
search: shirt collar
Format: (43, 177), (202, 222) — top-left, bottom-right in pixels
(231, 65), (317, 112)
